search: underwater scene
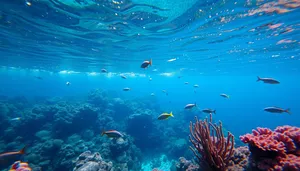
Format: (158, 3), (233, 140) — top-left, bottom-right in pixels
(0, 0), (300, 171)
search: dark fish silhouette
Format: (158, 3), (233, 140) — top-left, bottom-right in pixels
(257, 76), (280, 84)
(34, 76), (43, 80)
(202, 109), (216, 114)
(120, 75), (127, 79)
(264, 107), (290, 114)
(123, 87), (130, 91)
(141, 59), (152, 68)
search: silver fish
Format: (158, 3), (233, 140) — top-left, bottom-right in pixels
(264, 107), (290, 114)
(257, 76), (280, 84)
(184, 103), (197, 109)
(220, 93), (230, 98)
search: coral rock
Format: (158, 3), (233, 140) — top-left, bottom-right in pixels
(175, 157), (199, 171)
(73, 151), (113, 171)
(227, 146), (251, 171)
(76, 161), (100, 171)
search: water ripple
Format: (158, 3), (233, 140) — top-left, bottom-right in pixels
(0, 0), (299, 74)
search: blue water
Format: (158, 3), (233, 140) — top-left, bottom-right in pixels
(0, 0), (300, 171)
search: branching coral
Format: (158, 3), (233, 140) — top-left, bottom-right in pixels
(189, 114), (235, 171)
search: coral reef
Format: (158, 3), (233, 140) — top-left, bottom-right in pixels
(165, 138), (189, 158)
(0, 90), (160, 171)
(7, 89), (300, 171)
(189, 113), (235, 171)
(142, 154), (173, 171)
(87, 89), (109, 108)
(240, 125), (300, 171)
(175, 157), (199, 171)
(73, 151), (113, 171)
(105, 136), (142, 170)
(227, 146), (251, 171)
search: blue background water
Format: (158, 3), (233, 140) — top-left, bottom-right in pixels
(1, 69), (299, 137)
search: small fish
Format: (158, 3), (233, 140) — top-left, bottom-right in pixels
(0, 146), (26, 168)
(257, 76), (280, 84)
(120, 75), (127, 79)
(162, 90), (168, 96)
(178, 76), (182, 79)
(151, 93), (155, 96)
(167, 58), (177, 62)
(202, 109), (216, 114)
(66, 82), (71, 86)
(220, 93), (230, 98)
(123, 87), (131, 91)
(101, 130), (123, 138)
(25, 1), (32, 6)
(149, 78), (152, 81)
(264, 107), (290, 114)
(158, 112), (174, 120)
(184, 82), (189, 84)
(194, 84), (199, 88)
(9, 161), (32, 171)
(34, 76), (43, 80)
(11, 117), (21, 121)
(184, 103), (197, 109)
(141, 59), (152, 68)
(101, 69), (107, 73)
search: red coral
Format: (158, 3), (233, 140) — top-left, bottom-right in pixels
(278, 154), (300, 170)
(240, 125), (300, 171)
(240, 126), (298, 155)
(275, 125), (300, 146)
(189, 114), (235, 171)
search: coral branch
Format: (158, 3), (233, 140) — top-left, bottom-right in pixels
(189, 114), (235, 171)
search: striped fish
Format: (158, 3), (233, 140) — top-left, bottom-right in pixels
(101, 130), (123, 138)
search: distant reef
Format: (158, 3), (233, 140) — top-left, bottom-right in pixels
(0, 89), (195, 171)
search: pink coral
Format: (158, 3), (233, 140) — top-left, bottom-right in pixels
(278, 154), (300, 170)
(240, 125), (300, 171)
(240, 126), (298, 154)
(275, 125), (300, 146)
